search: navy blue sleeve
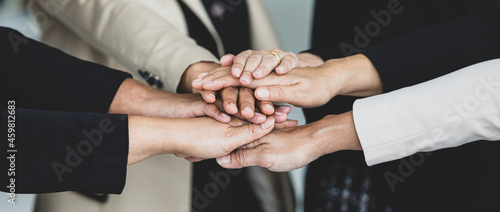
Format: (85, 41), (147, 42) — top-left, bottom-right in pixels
(362, 2), (500, 92)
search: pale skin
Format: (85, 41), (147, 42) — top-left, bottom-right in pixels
(108, 78), (298, 165)
(193, 52), (384, 172)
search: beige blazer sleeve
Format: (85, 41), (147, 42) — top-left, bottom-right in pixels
(32, 0), (218, 92)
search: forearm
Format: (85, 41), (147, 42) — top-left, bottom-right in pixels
(353, 59), (500, 166)
(319, 54), (383, 99)
(127, 116), (178, 165)
(312, 111), (362, 158)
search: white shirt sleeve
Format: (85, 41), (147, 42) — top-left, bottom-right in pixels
(353, 59), (500, 166)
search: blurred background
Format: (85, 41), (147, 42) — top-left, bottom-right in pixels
(0, 0), (315, 211)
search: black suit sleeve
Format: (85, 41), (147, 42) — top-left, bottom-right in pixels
(0, 27), (132, 113)
(0, 28), (133, 194)
(362, 2), (500, 92)
(1, 108), (129, 194)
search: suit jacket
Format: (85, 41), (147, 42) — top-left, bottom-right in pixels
(0, 27), (131, 194)
(304, 1), (500, 211)
(30, 0), (280, 92)
(30, 1), (293, 212)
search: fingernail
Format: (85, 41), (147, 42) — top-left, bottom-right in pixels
(217, 155), (231, 166)
(276, 66), (284, 74)
(254, 68), (264, 78)
(233, 68), (242, 77)
(197, 72), (208, 79)
(244, 106), (253, 114)
(256, 88), (270, 99)
(240, 75), (251, 84)
(208, 93), (216, 100)
(276, 106), (289, 113)
(229, 103), (237, 111)
(221, 113), (230, 120)
(204, 80), (213, 85)
(261, 117), (274, 130)
(264, 104), (274, 112)
(275, 111), (285, 116)
(193, 78), (202, 82)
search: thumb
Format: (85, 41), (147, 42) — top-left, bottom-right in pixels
(216, 147), (263, 169)
(226, 116), (274, 149)
(254, 85), (297, 104)
(220, 54), (235, 67)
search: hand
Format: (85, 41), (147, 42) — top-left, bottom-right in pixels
(193, 54), (383, 108)
(216, 111), (362, 172)
(110, 78), (231, 123)
(127, 115), (277, 165)
(193, 63), (336, 108)
(221, 49), (300, 86)
(200, 86), (294, 124)
(220, 50), (325, 86)
(194, 66), (292, 123)
(178, 61), (221, 93)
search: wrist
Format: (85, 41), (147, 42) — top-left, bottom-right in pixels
(298, 53), (325, 67)
(109, 78), (150, 115)
(179, 62), (221, 93)
(336, 54), (383, 96)
(127, 116), (179, 165)
(313, 111), (362, 157)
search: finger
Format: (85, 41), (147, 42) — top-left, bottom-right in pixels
(240, 53), (266, 86)
(203, 104), (231, 123)
(192, 67), (232, 89)
(253, 53), (280, 79)
(242, 112), (267, 124)
(221, 87), (239, 114)
(217, 144), (267, 168)
(203, 74), (243, 91)
(257, 100), (275, 115)
(254, 85), (296, 104)
(273, 105), (292, 123)
(227, 116), (275, 149)
(191, 72), (212, 91)
(238, 140), (262, 150)
(238, 87), (256, 119)
(232, 50), (254, 78)
(276, 54), (299, 75)
(200, 90), (217, 103)
(273, 111), (288, 123)
(220, 54), (235, 67)
(185, 157), (204, 162)
(276, 105), (292, 114)
(275, 120), (299, 129)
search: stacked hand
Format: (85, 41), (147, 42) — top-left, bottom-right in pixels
(190, 50), (382, 172)
(112, 77), (297, 165)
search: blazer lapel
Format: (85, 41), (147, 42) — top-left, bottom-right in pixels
(182, 0), (225, 57)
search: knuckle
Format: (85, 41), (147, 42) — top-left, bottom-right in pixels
(239, 87), (253, 94)
(224, 86), (239, 94)
(247, 55), (262, 64)
(272, 86), (286, 99)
